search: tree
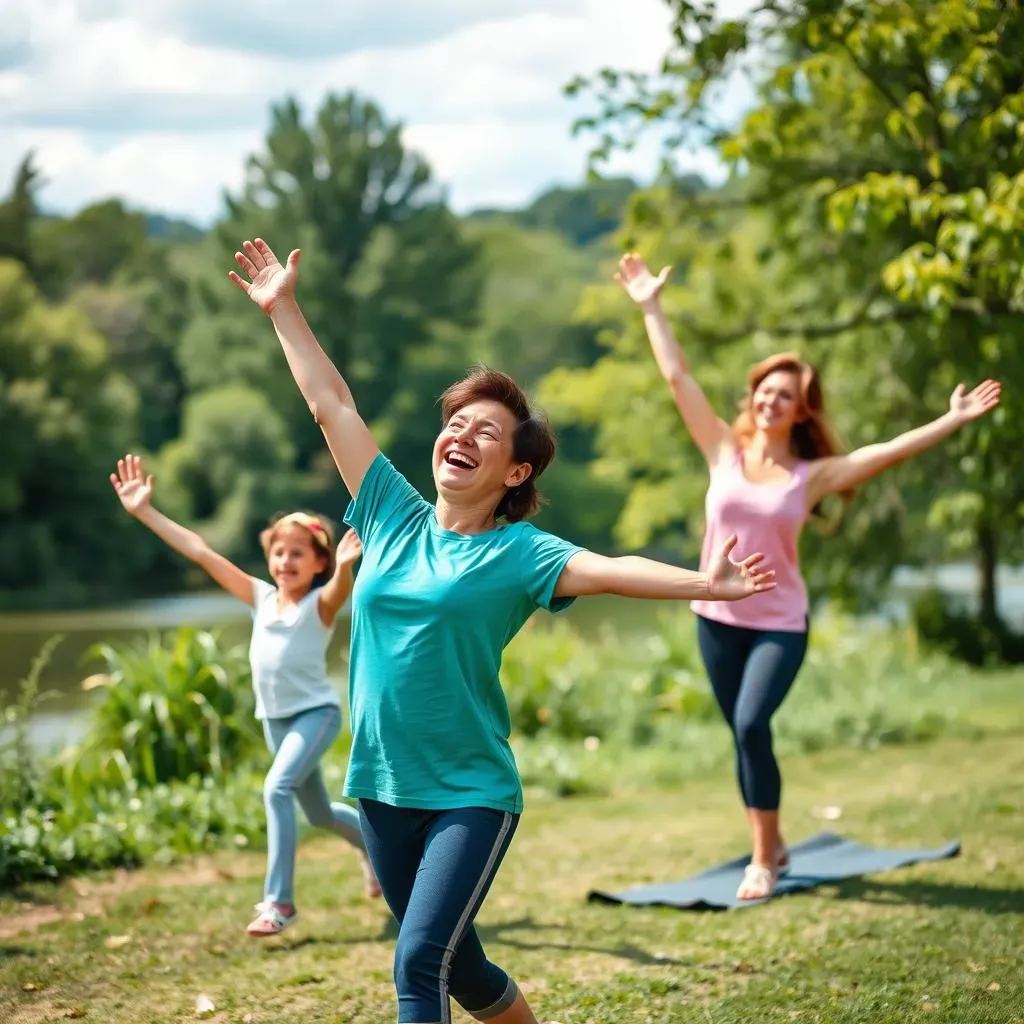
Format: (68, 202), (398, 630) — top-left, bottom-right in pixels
(157, 385), (298, 567)
(0, 154), (41, 273)
(560, 0), (1024, 625)
(0, 260), (143, 600)
(33, 199), (149, 295)
(180, 93), (482, 491)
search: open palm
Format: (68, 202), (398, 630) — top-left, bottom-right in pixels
(228, 238), (300, 315)
(110, 454), (154, 516)
(615, 253), (672, 306)
(336, 528), (363, 568)
(707, 536), (776, 601)
(949, 379), (1001, 424)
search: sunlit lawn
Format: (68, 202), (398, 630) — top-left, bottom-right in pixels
(3, 729), (1023, 1023)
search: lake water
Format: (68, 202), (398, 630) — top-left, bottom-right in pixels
(2, 563), (1022, 753)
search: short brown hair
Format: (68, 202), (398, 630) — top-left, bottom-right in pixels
(259, 512), (336, 587)
(439, 367), (556, 522)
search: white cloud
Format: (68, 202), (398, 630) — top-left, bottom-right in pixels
(0, 0), (749, 223)
(4, 128), (260, 221)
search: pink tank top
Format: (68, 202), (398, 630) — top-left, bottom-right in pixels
(689, 449), (809, 633)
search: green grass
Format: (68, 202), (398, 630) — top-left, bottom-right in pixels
(3, 731), (1023, 1024)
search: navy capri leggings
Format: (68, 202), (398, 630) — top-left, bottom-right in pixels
(695, 614), (809, 811)
(359, 800), (520, 1024)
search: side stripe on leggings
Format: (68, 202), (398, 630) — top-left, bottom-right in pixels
(437, 811), (514, 1024)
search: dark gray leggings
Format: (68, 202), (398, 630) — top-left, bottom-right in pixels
(695, 614), (808, 811)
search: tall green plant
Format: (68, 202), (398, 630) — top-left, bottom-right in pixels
(0, 635), (62, 812)
(75, 627), (262, 787)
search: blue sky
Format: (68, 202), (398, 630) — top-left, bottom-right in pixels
(0, 0), (751, 223)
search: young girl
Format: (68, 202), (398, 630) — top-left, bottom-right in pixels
(110, 454), (380, 937)
(227, 237), (775, 1024)
(617, 251), (1002, 902)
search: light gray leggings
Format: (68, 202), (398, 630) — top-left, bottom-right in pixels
(261, 703), (365, 905)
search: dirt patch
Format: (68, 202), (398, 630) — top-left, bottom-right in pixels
(0, 855), (255, 941)
(0, 997), (84, 1024)
(0, 905), (65, 941)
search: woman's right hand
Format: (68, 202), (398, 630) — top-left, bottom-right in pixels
(110, 454), (154, 516)
(615, 253), (672, 307)
(228, 238), (300, 315)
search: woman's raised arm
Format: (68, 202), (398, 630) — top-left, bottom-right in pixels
(229, 238), (380, 499)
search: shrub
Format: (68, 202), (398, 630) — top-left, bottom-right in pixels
(71, 628), (263, 787)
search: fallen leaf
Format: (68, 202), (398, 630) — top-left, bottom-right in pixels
(196, 993), (216, 1018)
(812, 805), (843, 821)
(967, 962), (986, 973)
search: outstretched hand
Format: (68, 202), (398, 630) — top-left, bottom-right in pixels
(949, 379), (1001, 424)
(228, 238), (301, 315)
(615, 253), (672, 306)
(110, 454), (154, 517)
(706, 535), (776, 601)
(335, 528), (363, 569)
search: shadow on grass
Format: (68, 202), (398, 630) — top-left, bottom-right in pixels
(265, 915), (687, 967)
(478, 916), (690, 967)
(263, 916), (398, 953)
(0, 944), (37, 959)
(829, 877), (1024, 915)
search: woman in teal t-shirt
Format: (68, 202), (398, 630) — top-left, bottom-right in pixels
(228, 239), (776, 1024)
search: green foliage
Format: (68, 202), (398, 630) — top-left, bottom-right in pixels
(34, 199), (149, 293)
(500, 607), (982, 756)
(2, 607), (1017, 887)
(912, 586), (1024, 666)
(0, 630), (266, 887)
(1, 773), (265, 886)
(0, 636), (63, 814)
(184, 93), (482, 484)
(0, 153), (40, 271)
(0, 259), (143, 598)
(70, 628), (263, 788)
(471, 176), (643, 246)
(558, 0), (1024, 625)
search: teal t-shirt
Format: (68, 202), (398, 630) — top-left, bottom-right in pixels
(343, 453), (583, 814)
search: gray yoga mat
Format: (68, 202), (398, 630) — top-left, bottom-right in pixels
(587, 831), (961, 911)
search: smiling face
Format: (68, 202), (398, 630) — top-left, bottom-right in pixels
(432, 398), (532, 511)
(265, 523), (329, 597)
(751, 369), (804, 437)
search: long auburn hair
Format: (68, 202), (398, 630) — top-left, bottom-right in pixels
(732, 352), (853, 517)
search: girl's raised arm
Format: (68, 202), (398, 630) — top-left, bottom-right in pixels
(111, 454), (255, 605)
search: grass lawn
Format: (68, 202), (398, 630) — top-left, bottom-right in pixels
(2, 730), (1023, 1023)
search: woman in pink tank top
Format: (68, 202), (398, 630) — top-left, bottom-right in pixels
(618, 252), (1002, 901)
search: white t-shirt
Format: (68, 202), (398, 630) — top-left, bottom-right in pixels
(248, 579), (342, 720)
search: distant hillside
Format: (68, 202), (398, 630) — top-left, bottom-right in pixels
(144, 213), (206, 242)
(470, 173), (708, 247)
(470, 177), (638, 247)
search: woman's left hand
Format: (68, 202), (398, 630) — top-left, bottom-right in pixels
(706, 535), (776, 601)
(948, 379), (1001, 425)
